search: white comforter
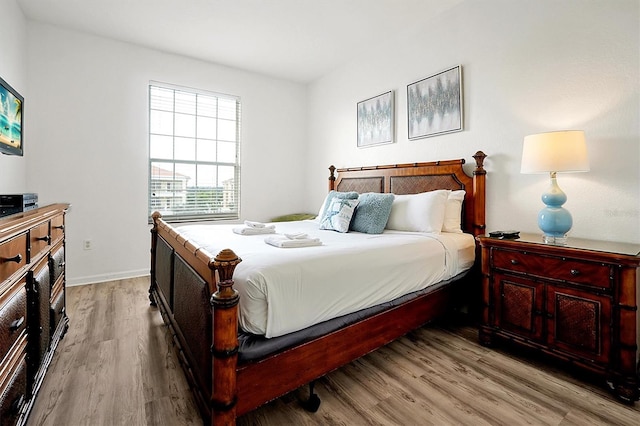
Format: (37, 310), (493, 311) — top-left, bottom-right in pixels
(178, 220), (475, 338)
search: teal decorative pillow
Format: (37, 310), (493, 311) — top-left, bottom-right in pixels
(319, 198), (359, 233)
(350, 193), (395, 234)
(316, 190), (359, 220)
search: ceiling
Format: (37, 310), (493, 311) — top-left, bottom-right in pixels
(17, 0), (462, 83)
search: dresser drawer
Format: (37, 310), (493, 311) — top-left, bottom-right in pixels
(0, 283), (27, 362)
(492, 248), (612, 289)
(0, 338), (28, 426)
(50, 214), (65, 246)
(30, 257), (51, 369)
(50, 243), (65, 285)
(50, 285), (65, 337)
(0, 234), (27, 284)
(29, 222), (51, 262)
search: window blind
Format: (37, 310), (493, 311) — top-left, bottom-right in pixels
(148, 83), (241, 222)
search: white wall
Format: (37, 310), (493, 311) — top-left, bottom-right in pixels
(14, 0), (640, 286)
(306, 0), (639, 244)
(0, 0), (28, 191)
(26, 23), (308, 285)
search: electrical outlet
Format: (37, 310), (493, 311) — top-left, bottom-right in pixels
(83, 239), (92, 250)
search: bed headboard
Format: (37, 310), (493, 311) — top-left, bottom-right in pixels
(328, 151), (487, 236)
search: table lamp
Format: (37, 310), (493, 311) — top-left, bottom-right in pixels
(521, 130), (590, 244)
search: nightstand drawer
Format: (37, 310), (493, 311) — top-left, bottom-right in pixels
(492, 248), (611, 289)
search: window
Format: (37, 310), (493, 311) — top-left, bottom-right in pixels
(148, 83), (241, 222)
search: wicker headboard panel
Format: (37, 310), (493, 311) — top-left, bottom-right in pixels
(329, 151), (487, 236)
(335, 177), (384, 193)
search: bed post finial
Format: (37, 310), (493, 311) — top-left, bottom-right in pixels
(211, 249), (242, 426)
(328, 165), (336, 191)
(472, 151), (487, 174)
(213, 248), (242, 286)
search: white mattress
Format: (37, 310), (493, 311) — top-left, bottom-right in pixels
(178, 220), (475, 338)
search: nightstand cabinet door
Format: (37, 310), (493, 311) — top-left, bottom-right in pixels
(493, 272), (544, 342)
(546, 285), (611, 364)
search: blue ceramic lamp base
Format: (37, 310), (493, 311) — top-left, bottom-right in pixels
(538, 172), (572, 245)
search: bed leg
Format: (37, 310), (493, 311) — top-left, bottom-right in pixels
(303, 381), (321, 413)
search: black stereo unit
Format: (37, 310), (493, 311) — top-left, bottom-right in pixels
(0, 193), (38, 218)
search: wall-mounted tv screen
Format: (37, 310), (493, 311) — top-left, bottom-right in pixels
(0, 76), (23, 156)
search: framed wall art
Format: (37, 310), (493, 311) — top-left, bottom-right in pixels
(407, 65), (462, 140)
(0, 75), (23, 156)
(357, 90), (394, 148)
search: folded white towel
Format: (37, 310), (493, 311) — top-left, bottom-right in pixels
(244, 220), (267, 228)
(265, 235), (322, 248)
(284, 232), (309, 240)
(233, 225), (276, 235)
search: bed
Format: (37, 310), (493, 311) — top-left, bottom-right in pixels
(149, 151), (487, 425)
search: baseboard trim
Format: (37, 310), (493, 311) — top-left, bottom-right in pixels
(67, 270), (150, 286)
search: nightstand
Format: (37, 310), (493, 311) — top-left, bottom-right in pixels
(477, 233), (640, 403)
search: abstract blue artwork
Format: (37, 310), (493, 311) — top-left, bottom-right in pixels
(407, 65), (462, 140)
(357, 91), (394, 148)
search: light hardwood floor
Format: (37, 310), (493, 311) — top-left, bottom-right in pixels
(28, 276), (640, 425)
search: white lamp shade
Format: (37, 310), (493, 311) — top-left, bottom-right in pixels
(521, 130), (590, 174)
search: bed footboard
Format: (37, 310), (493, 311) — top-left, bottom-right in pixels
(149, 213), (242, 425)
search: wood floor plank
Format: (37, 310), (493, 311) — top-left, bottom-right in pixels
(414, 330), (568, 425)
(28, 277), (200, 426)
(28, 277), (640, 426)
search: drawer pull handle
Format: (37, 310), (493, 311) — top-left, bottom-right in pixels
(1, 253), (22, 264)
(53, 224), (65, 231)
(570, 269), (580, 276)
(510, 259), (519, 265)
(9, 316), (24, 331)
(36, 235), (51, 243)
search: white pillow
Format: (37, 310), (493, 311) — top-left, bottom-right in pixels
(386, 190), (449, 233)
(319, 198), (359, 233)
(442, 190), (465, 233)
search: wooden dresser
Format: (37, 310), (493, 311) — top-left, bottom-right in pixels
(478, 233), (640, 403)
(0, 204), (69, 425)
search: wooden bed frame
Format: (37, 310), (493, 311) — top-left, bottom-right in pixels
(149, 151), (487, 425)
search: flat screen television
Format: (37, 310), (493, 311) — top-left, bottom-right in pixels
(0, 76), (23, 156)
